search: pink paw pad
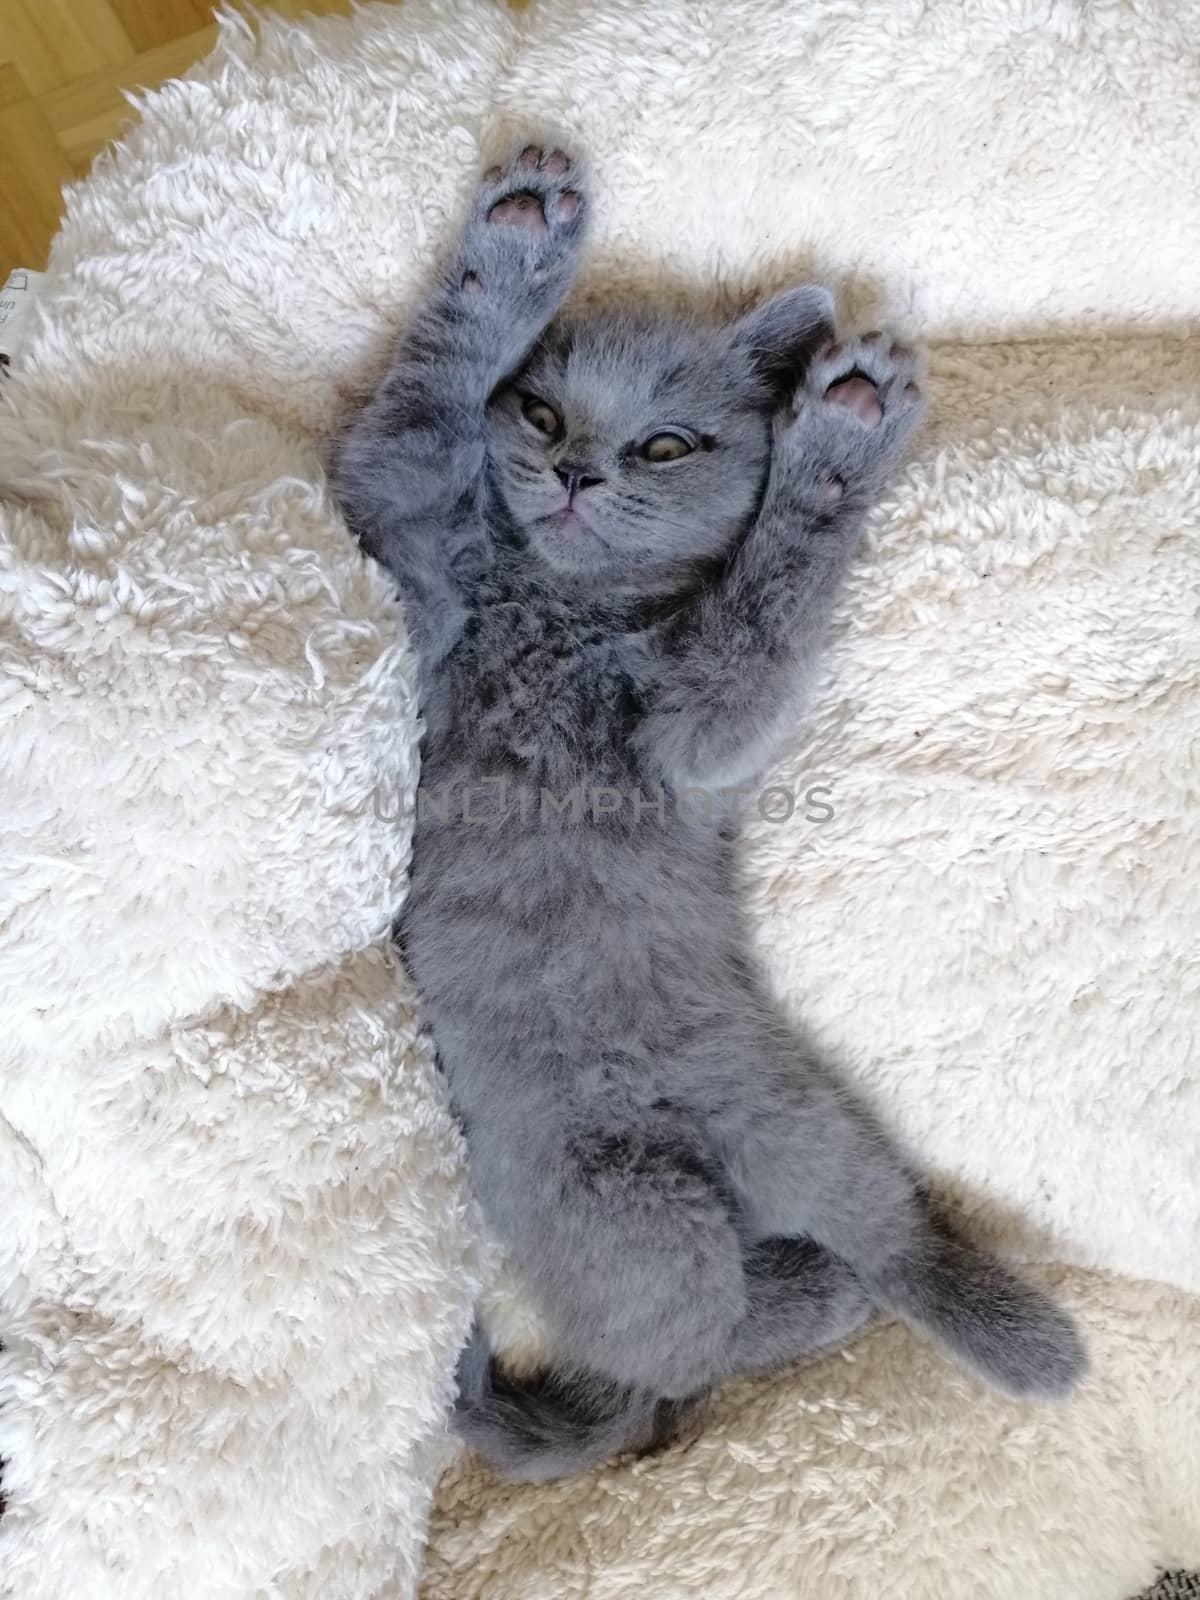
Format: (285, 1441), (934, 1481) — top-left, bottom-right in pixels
(487, 193), (548, 232)
(825, 376), (883, 427)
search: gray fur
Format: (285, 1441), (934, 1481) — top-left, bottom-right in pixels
(332, 144), (1085, 1482)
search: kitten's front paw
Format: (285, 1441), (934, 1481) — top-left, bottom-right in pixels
(775, 331), (925, 501)
(807, 332), (923, 430)
(480, 143), (583, 232)
(456, 142), (587, 302)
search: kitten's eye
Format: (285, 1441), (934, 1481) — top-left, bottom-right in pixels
(640, 431), (695, 463)
(522, 398), (561, 438)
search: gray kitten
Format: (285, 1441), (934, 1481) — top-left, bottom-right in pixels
(333, 143), (1085, 1482)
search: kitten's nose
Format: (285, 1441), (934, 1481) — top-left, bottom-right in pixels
(554, 463), (605, 497)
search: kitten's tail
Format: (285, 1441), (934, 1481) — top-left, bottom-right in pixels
(453, 1326), (687, 1482)
(865, 1222), (1087, 1400)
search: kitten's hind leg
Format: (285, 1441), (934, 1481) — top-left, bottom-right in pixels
(725, 1237), (875, 1377)
(453, 1324), (668, 1483)
(721, 1042), (1086, 1399)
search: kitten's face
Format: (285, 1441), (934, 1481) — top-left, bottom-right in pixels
(487, 313), (775, 590)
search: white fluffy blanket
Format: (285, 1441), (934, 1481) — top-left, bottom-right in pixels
(0, 3), (1197, 1598)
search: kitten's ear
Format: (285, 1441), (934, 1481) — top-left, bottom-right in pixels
(731, 286), (835, 390)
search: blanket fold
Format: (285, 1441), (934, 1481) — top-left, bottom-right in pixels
(1, 3), (1196, 1597)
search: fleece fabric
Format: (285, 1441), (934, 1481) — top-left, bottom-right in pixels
(0, 3), (1196, 1598)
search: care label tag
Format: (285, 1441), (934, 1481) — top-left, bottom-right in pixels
(0, 268), (46, 369)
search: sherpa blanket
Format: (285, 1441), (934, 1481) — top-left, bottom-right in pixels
(1, 3), (1197, 1599)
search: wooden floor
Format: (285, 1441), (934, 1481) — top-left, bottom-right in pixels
(0, 0), (358, 277)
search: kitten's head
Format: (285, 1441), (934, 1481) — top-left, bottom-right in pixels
(486, 287), (833, 592)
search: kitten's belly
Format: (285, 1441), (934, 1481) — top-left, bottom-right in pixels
(401, 753), (746, 1079)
